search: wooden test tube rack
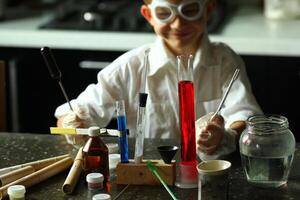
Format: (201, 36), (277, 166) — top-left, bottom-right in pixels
(115, 159), (176, 186)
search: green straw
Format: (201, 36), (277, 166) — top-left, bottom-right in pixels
(146, 161), (178, 200)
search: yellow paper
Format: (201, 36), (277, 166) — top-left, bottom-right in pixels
(50, 127), (76, 135)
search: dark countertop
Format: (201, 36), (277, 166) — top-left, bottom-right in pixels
(0, 132), (299, 200)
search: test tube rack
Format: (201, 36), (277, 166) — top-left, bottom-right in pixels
(115, 159), (176, 186)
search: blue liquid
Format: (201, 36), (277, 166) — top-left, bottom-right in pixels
(117, 115), (129, 163)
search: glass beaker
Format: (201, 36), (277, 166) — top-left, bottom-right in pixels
(176, 54), (198, 188)
(239, 114), (296, 188)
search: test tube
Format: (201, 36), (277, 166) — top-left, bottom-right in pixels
(134, 93), (148, 163)
(116, 100), (129, 163)
(134, 49), (149, 163)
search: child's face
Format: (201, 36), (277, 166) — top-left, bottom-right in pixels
(141, 0), (215, 55)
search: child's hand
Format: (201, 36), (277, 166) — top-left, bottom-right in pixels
(196, 113), (225, 155)
(62, 106), (89, 147)
(62, 111), (85, 128)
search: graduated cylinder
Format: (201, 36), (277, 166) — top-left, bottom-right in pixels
(177, 54), (197, 164)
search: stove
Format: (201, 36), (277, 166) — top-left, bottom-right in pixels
(40, 0), (153, 32)
(39, 0), (235, 33)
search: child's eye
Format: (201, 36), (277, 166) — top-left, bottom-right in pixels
(155, 7), (172, 19)
(182, 3), (201, 17)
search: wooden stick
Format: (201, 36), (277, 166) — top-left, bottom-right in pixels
(0, 157), (73, 199)
(62, 147), (83, 194)
(0, 166), (35, 187)
(0, 154), (69, 176)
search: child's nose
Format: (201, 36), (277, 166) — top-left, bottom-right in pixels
(170, 15), (186, 28)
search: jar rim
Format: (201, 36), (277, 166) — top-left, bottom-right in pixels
(247, 114), (289, 134)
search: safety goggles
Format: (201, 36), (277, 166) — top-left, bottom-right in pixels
(149, 0), (206, 24)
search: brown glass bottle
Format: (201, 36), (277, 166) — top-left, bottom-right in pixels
(83, 127), (110, 185)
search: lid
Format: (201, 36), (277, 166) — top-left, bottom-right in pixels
(107, 143), (119, 154)
(86, 173), (104, 183)
(92, 193), (111, 200)
(197, 160), (231, 175)
(109, 154), (121, 169)
(7, 185), (26, 197)
(139, 93), (148, 107)
(88, 126), (100, 136)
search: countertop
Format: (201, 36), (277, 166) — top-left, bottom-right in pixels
(0, 132), (299, 200)
(0, 6), (300, 56)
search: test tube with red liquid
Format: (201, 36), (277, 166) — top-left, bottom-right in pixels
(176, 54), (198, 188)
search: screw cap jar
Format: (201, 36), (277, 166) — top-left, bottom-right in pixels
(7, 185), (26, 200)
(92, 193), (111, 200)
(239, 114), (295, 188)
(86, 173), (104, 190)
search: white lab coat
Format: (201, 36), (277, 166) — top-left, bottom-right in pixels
(55, 33), (262, 140)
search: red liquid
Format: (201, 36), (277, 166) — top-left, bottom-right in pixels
(83, 136), (110, 185)
(178, 80), (197, 163)
(84, 155), (101, 170)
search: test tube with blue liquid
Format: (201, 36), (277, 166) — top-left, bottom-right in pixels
(116, 100), (129, 163)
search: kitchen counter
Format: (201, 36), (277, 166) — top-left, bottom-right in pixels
(0, 132), (299, 200)
(0, 6), (300, 56)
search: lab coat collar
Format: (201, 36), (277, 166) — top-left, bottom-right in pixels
(147, 32), (214, 76)
(193, 31), (216, 68)
(148, 37), (175, 76)
(199, 32), (217, 67)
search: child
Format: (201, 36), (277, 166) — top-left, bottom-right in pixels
(55, 0), (262, 158)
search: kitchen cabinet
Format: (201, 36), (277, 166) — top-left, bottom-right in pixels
(243, 56), (300, 140)
(0, 47), (122, 133)
(0, 60), (5, 131)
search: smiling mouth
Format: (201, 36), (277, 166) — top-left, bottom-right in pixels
(172, 31), (192, 39)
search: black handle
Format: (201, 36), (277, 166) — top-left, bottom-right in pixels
(40, 47), (62, 81)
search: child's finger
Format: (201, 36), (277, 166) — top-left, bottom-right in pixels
(197, 144), (217, 154)
(198, 130), (211, 142)
(206, 123), (224, 134)
(210, 114), (224, 126)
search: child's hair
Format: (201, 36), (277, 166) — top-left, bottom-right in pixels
(143, 0), (211, 4)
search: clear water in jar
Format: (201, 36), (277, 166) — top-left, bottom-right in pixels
(240, 153), (293, 187)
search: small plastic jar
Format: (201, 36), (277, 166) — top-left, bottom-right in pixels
(7, 185), (26, 200)
(109, 154), (121, 180)
(92, 193), (111, 200)
(107, 143), (119, 154)
(86, 173), (104, 190)
(109, 154), (121, 170)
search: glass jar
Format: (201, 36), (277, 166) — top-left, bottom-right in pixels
(239, 114), (295, 188)
(264, 0), (300, 19)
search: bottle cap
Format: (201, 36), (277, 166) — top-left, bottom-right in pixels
(7, 185), (26, 198)
(88, 126), (100, 136)
(86, 173), (104, 183)
(139, 93), (148, 107)
(107, 143), (119, 154)
(92, 193), (111, 200)
(109, 154), (121, 169)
